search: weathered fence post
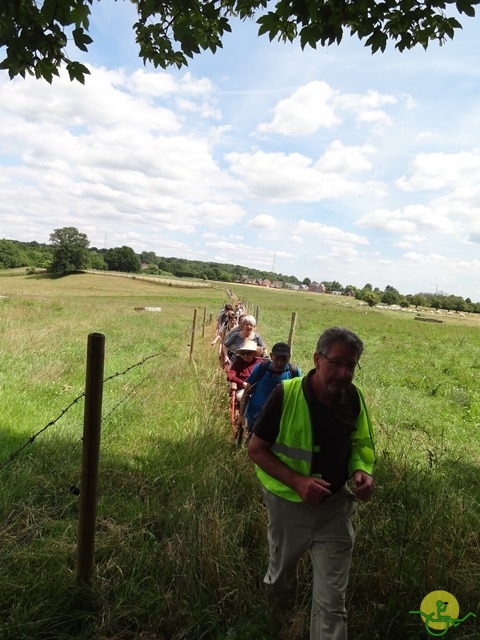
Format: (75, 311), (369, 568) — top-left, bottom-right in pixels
(255, 305), (260, 323)
(77, 332), (105, 584)
(190, 308), (198, 361)
(288, 312), (298, 353)
(202, 306), (207, 338)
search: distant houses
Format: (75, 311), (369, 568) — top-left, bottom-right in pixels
(308, 282), (326, 293)
(240, 275), (274, 287)
(239, 275), (325, 293)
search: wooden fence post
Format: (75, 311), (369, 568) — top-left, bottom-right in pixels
(190, 308), (198, 361)
(288, 312), (298, 353)
(255, 305), (260, 323)
(202, 306), (207, 338)
(77, 332), (105, 583)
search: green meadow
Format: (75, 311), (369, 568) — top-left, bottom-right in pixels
(0, 270), (479, 640)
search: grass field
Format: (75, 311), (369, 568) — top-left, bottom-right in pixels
(0, 270), (479, 640)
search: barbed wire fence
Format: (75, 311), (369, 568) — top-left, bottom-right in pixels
(0, 326), (191, 473)
(0, 307), (223, 576)
(0, 294), (270, 581)
(0, 293), (257, 476)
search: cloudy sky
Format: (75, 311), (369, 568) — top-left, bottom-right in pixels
(1, 2), (480, 299)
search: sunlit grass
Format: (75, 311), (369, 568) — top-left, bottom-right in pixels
(0, 271), (479, 639)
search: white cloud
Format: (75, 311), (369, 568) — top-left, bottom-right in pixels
(466, 230), (480, 243)
(296, 220), (369, 247)
(315, 140), (375, 173)
(358, 205), (459, 236)
(394, 234), (425, 249)
(3, 7), (480, 300)
(397, 149), (480, 191)
(336, 89), (396, 127)
(0, 69), (246, 247)
(257, 81), (340, 135)
(256, 82), (397, 136)
(247, 214), (277, 229)
(226, 146), (378, 202)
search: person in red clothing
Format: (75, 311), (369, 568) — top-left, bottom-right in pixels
(226, 339), (264, 401)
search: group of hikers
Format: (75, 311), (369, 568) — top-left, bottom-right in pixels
(210, 300), (375, 640)
(211, 301), (302, 441)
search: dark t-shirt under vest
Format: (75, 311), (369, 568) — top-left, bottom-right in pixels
(253, 370), (359, 492)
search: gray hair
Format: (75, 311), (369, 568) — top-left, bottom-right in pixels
(315, 326), (364, 358)
(242, 315), (256, 326)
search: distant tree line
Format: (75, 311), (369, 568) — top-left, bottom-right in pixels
(343, 283), (479, 314)
(0, 231), (142, 275)
(1, 230), (479, 313)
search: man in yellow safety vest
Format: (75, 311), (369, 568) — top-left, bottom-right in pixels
(248, 326), (375, 640)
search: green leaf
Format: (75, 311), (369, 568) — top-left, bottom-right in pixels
(0, 0), (477, 82)
(41, 0), (58, 24)
(365, 30), (387, 53)
(71, 3), (92, 28)
(256, 13), (281, 39)
(66, 60), (90, 83)
(72, 27), (93, 52)
(52, 0), (76, 26)
(456, 0), (477, 16)
(299, 24), (320, 49)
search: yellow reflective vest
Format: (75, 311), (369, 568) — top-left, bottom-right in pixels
(255, 376), (375, 502)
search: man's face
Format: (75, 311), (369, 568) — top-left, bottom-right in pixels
(239, 351), (256, 362)
(313, 342), (359, 395)
(271, 353), (290, 373)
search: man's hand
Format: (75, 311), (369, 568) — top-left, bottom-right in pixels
(249, 434), (332, 505)
(294, 476), (332, 505)
(352, 470), (374, 502)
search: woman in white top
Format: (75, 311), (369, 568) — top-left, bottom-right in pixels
(222, 315), (266, 369)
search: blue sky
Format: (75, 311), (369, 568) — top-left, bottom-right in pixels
(1, 2), (480, 299)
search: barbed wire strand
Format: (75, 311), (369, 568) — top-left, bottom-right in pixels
(0, 319), (212, 566)
(0, 304), (237, 568)
(0, 394), (85, 471)
(49, 323), (195, 488)
(0, 322), (195, 471)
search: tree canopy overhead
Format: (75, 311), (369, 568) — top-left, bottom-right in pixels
(0, 0), (478, 84)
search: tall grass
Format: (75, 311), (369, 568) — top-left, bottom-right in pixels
(0, 271), (479, 639)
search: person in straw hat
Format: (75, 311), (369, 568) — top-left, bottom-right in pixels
(226, 339), (264, 402)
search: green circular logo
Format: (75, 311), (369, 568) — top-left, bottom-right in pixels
(420, 591), (459, 634)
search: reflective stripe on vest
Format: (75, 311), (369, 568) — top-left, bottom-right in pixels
(270, 441), (312, 464)
(255, 377), (311, 502)
(255, 378), (375, 502)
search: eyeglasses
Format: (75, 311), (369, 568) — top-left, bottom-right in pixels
(320, 353), (360, 373)
(239, 351), (256, 357)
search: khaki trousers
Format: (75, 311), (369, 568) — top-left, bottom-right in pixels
(262, 486), (356, 640)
